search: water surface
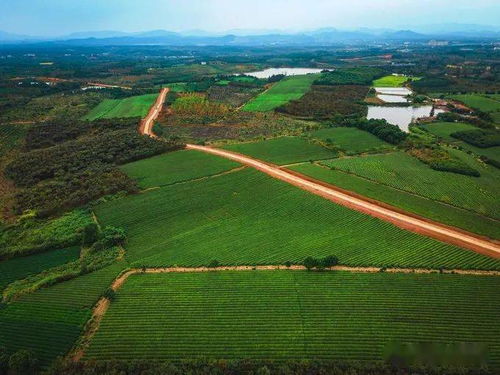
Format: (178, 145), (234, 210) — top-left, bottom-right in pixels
(243, 68), (326, 79)
(367, 106), (444, 131)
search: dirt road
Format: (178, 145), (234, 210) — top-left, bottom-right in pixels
(138, 87), (169, 137)
(186, 144), (500, 258)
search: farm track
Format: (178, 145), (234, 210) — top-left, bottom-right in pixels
(139, 87), (169, 137)
(70, 264), (500, 362)
(186, 144), (500, 258)
(138, 89), (500, 259)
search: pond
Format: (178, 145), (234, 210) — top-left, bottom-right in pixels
(374, 87), (412, 104)
(243, 67), (327, 79)
(367, 106), (444, 132)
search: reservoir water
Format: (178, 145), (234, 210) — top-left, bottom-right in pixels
(243, 67), (326, 79)
(367, 106), (444, 132)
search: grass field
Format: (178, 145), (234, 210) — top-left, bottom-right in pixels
(321, 151), (500, 220)
(0, 246), (81, 292)
(242, 74), (318, 112)
(421, 122), (500, 160)
(372, 75), (421, 87)
(222, 137), (337, 165)
(307, 127), (393, 154)
(85, 271), (500, 368)
(82, 94), (158, 120)
(290, 163), (500, 239)
(0, 262), (124, 365)
(95, 168), (500, 270)
(120, 150), (240, 189)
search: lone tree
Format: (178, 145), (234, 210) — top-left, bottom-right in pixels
(321, 255), (339, 269)
(303, 256), (319, 271)
(208, 259), (220, 268)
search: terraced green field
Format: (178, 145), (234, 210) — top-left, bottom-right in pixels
(290, 163), (500, 239)
(242, 74), (318, 112)
(82, 94), (158, 120)
(308, 127), (393, 154)
(322, 151), (500, 219)
(95, 168), (500, 270)
(0, 262), (124, 365)
(372, 75), (421, 87)
(0, 246), (81, 292)
(222, 137), (337, 165)
(85, 271), (500, 368)
(120, 150), (240, 189)
(421, 122), (500, 160)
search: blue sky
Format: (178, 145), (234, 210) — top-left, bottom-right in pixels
(1, 0), (499, 36)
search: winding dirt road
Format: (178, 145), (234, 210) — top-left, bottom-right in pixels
(139, 87), (169, 137)
(138, 88), (499, 259)
(186, 144), (500, 258)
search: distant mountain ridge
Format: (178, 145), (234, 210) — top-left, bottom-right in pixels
(1, 25), (499, 45)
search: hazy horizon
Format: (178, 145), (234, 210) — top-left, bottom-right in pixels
(1, 0), (499, 37)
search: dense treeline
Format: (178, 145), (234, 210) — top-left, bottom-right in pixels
(43, 359), (495, 375)
(25, 118), (140, 150)
(435, 112), (494, 129)
(5, 129), (182, 215)
(314, 68), (382, 86)
(277, 85), (369, 119)
(6, 129), (178, 187)
(12, 167), (137, 216)
(338, 118), (408, 145)
(451, 129), (500, 148)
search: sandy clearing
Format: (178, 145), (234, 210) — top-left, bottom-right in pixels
(186, 144), (500, 259)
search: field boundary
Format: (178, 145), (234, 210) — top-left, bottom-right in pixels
(68, 264), (500, 362)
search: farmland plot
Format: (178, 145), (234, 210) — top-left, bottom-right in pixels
(85, 271), (500, 368)
(83, 94), (158, 120)
(290, 163), (500, 239)
(242, 74), (318, 112)
(222, 137), (337, 165)
(96, 168), (500, 270)
(322, 151), (500, 219)
(120, 150), (240, 189)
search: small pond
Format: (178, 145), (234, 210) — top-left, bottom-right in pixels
(367, 106), (444, 132)
(243, 67), (327, 79)
(374, 87), (412, 104)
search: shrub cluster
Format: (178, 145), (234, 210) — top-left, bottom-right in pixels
(314, 67), (382, 86)
(303, 255), (339, 270)
(5, 129), (182, 215)
(339, 118), (408, 145)
(408, 147), (480, 177)
(277, 85), (369, 119)
(451, 129), (500, 148)
(25, 118), (139, 150)
(45, 358), (495, 375)
(0, 348), (38, 375)
(6, 129), (177, 187)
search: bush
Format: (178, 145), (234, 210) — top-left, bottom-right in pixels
(208, 259), (220, 268)
(339, 118), (408, 145)
(303, 256), (339, 271)
(451, 129), (500, 148)
(8, 350), (39, 375)
(103, 288), (116, 302)
(0, 347), (8, 375)
(82, 223), (99, 247)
